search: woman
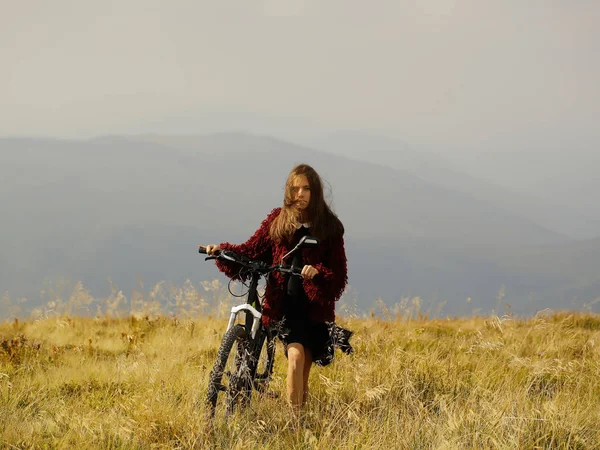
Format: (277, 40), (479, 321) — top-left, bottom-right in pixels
(203, 164), (350, 409)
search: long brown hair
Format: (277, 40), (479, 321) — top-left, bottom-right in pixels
(269, 164), (344, 243)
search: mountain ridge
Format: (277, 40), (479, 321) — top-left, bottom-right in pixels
(1, 134), (597, 316)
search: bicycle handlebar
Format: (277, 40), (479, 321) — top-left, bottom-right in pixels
(198, 246), (303, 277)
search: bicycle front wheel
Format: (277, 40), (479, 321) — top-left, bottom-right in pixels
(205, 324), (249, 417)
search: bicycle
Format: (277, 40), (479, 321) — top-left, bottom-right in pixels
(199, 235), (319, 418)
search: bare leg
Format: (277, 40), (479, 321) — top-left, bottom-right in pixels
(302, 348), (312, 405)
(287, 343), (306, 410)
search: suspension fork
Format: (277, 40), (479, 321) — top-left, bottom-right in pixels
(245, 272), (261, 332)
(225, 272), (263, 340)
(239, 273), (266, 386)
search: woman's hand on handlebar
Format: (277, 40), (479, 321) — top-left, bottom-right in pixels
(199, 244), (221, 255)
(301, 265), (319, 280)
(206, 245), (221, 256)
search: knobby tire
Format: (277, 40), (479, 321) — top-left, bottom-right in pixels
(206, 324), (248, 417)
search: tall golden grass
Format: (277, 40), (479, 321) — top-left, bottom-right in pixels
(1, 281), (600, 448)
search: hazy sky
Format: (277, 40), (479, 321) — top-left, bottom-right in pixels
(2, 1), (599, 152)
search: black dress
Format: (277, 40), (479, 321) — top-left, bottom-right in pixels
(279, 226), (334, 365)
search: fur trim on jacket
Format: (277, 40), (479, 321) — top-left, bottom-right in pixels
(214, 207), (348, 327)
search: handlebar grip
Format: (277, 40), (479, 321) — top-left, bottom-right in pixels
(199, 246), (222, 257)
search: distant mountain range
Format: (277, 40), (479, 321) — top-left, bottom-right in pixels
(1, 133), (598, 317)
(304, 131), (600, 240)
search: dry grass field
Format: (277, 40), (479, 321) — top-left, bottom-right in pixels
(1, 283), (600, 449)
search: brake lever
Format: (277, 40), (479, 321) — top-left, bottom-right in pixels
(205, 256), (217, 261)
